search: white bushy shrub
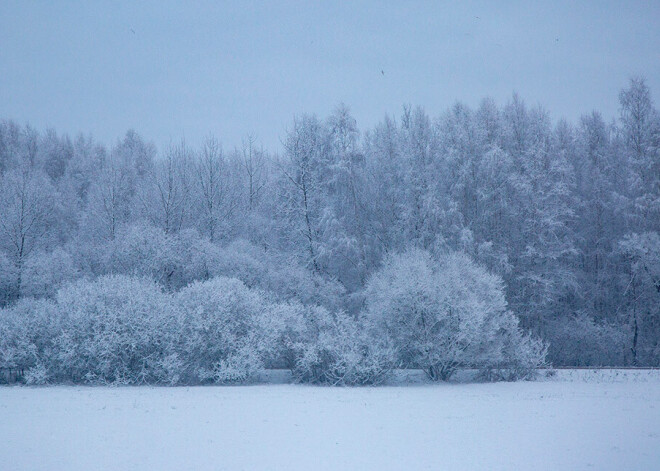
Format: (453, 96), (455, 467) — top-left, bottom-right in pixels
(53, 275), (176, 384)
(1, 274), (279, 385)
(479, 313), (548, 381)
(0, 298), (61, 383)
(175, 277), (273, 383)
(274, 302), (395, 385)
(364, 249), (546, 381)
(211, 239), (267, 288)
(24, 362), (50, 385)
(173, 229), (224, 286)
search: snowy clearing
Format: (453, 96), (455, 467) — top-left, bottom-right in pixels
(1, 371), (659, 471)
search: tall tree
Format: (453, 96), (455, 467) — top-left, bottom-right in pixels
(140, 141), (192, 234)
(238, 134), (267, 212)
(619, 77), (660, 232)
(278, 115), (327, 273)
(194, 136), (237, 242)
(0, 167), (59, 300)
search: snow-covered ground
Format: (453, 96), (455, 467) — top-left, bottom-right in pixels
(1, 370), (659, 471)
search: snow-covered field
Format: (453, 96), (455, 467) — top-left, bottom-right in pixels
(1, 370), (659, 471)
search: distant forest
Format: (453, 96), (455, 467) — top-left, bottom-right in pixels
(1, 78), (658, 382)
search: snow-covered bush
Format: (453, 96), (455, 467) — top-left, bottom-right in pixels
(364, 249), (546, 381)
(174, 277), (273, 383)
(274, 302), (395, 385)
(53, 275), (176, 384)
(265, 261), (345, 310)
(1, 274), (281, 385)
(24, 362), (50, 385)
(0, 297), (61, 383)
(479, 313), (548, 381)
(211, 239), (267, 288)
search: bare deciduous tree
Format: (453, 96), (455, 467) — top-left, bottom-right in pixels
(0, 168), (58, 300)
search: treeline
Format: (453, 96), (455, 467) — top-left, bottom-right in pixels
(0, 78), (659, 375)
(0, 252), (544, 385)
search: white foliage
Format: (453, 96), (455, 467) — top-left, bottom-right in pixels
(175, 277), (272, 383)
(275, 302), (395, 385)
(53, 275), (175, 384)
(364, 249), (546, 380)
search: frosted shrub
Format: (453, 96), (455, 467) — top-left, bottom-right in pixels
(173, 229), (224, 286)
(502, 331), (548, 380)
(479, 313), (548, 381)
(277, 303), (395, 385)
(212, 239), (267, 289)
(175, 277), (271, 384)
(0, 298), (61, 383)
(24, 362), (50, 385)
(364, 249), (546, 381)
(53, 275), (176, 384)
(214, 347), (263, 383)
(153, 353), (185, 386)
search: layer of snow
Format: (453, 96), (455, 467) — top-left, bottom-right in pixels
(1, 371), (659, 470)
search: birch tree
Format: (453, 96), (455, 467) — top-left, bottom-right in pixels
(0, 168), (58, 300)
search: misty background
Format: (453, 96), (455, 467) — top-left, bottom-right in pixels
(2, 1), (659, 151)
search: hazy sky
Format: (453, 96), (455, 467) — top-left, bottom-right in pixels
(1, 1), (659, 152)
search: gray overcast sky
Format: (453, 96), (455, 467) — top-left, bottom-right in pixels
(1, 1), (659, 153)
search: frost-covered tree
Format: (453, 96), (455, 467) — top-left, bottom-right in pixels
(20, 248), (79, 299)
(0, 168), (60, 301)
(102, 223), (181, 290)
(278, 114), (328, 273)
(139, 141), (192, 234)
(0, 297), (62, 384)
(399, 106), (443, 250)
(194, 136), (237, 242)
(619, 77), (660, 232)
(362, 115), (407, 256)
(618, 232), (660, 365)
(39, 128), (73, 181)
(62, 133), (106, 201)
(238, 134), (268, 212)
(364, 249), (546, 380)
(0, 120), (23, 174)
(317, 104), (370, 290)
(82, 156), (134, 242)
